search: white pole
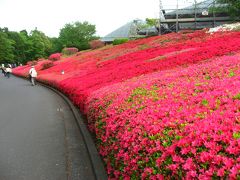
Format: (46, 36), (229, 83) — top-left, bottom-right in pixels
(159, 0), (161, 35)
(176, 0), (179, 32)
(194, 0), (197, 29)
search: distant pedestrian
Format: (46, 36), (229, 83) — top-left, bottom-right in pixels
(1, 67), (5, 76)
(1, 64), (6, 76)
(5, 66), (12, 78)
(29, 66), (37, 86)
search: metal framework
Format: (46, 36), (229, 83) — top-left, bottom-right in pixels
(159, 0), (167, 35)
(158, 0), (234, 34)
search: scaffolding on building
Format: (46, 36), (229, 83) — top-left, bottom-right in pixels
(158, 0), (236, 34)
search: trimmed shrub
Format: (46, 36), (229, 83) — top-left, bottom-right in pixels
(62, 47), (78, 55)
(112, 38), (129, 45)
(48, 53), (61, 61)
(27, 60), (38, 66)
(179, 30), (195, 34)
(89, 40), (105, 49)
(37, 58), (45, 61)
(41, 60), (54, 70)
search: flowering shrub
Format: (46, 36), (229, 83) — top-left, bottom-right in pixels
(86, 55), (240, 179)
(37, 58), (45, 61)
(41, 60), (54, 70)
(12, 30), (240, 179)
(208, 22), (240, 33)
(89, 40), (105, 49)
(62, 47), (78, 55)
(48, 53), (61, 61)
(27, 60), (38, 66)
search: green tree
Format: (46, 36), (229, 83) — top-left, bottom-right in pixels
(216, 0), (240, 18)
(146, 18), (159, 27)
(18, 30), (34, 64)
(0, 31), (14, 64)
(49, 37), (62, 54)
(59, 21), (98, 50)
(28, 29), (52, 59)
(5, 30), (32, 64)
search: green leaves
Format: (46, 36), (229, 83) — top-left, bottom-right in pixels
(29, 29), (52, 60)
(233, 132), (240, 139)
(0, 30), (15, 63)
(112, 38), (128, 45)
(215, 0), (240, 18)
(229, 70), (235, 77)
(0, 21), (98, 64)
(201, 99), (209, 106)
(59, 21), (97, 50)
(0, 28), (53, 64)
(233, 93), (240, 100)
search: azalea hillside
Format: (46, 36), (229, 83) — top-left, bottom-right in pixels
(13, 28), (240, 179)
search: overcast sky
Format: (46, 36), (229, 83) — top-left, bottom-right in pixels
(0, 0), (204, 38)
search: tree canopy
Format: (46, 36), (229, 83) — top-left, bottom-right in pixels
(59, 21), (98, 50)
(0, 30), (14, 64)
(28, 29), (52, 59)
(0, 21), (98, 65)
(216, 0), (240, 18)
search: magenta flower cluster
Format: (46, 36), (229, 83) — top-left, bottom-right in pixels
(13, 30), (240, 179)
(86, 55), (240, 179)
(48, 53), (61, 61)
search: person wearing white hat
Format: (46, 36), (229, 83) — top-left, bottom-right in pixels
(29, 66), (38, 86)
(5, 65), (12, 78)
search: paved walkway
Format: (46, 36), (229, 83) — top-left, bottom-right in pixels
(0, 75), (98, 180)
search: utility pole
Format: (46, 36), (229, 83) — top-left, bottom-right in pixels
(213, 0), (216, 27)
(194, 0), (197, 30)
(159, 0), (164, 35)
(176, 0), (179, 32)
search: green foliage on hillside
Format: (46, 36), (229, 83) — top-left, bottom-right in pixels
(0, 30), (14, 63)
(113, 38), (129, 45)
(28, 29), (52, 59)
(216, 0), (240, 18)
(59, 21), (98, 50)
(0, 21), (98, 65)
(0, 28), (52, 64)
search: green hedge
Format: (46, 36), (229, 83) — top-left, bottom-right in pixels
(113, 38), (129, 45)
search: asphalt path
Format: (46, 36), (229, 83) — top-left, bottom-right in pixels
(0, 75), (96, 180)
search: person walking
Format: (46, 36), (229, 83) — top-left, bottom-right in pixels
(5, 65), (12, 78)
(29, 66), (37, 86)
(1, 64), (6, 76)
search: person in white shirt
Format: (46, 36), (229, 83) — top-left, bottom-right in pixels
(29, 66), (38, 86)
(5, 65), (12, 78)
(1, 64), (6, 76)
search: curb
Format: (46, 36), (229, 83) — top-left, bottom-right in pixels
(14, 75), (108, 180)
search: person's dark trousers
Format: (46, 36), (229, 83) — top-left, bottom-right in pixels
(31, 77), (36, 86)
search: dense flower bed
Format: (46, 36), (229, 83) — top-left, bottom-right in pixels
(55, 31), (240, 111)
(86, 54), (240, 179)
(13, 30), (240, 179)
(208, 22), (240, 33)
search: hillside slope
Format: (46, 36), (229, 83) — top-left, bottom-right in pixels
(13, 29), (240, 179)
